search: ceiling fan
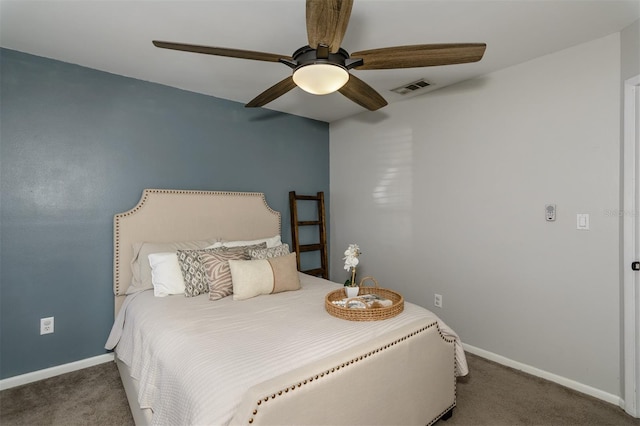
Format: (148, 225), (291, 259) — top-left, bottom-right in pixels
(153, 0), (486, 111)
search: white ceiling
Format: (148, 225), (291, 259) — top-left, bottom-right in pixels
(1, 0), (638, 123)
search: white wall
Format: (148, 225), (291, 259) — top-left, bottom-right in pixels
(330, 33), (622, 396)
(621, 19), (639, 81)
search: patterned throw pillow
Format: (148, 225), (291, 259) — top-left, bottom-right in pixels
(177, 249), (211, 297)
(178, 244), (266, 297)
(248, 243), (290, 260)
(201, 248), (251, 301)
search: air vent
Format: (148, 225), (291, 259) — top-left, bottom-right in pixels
(390, 78), (432, 95)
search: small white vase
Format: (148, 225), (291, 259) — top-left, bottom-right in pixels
(345, 286), (359, 298)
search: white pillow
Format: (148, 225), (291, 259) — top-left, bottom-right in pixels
(148, 252), (185, 297)
(207, 235), (281, 249)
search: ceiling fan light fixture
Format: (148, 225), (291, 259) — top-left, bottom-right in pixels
(293, 63), (349, 95)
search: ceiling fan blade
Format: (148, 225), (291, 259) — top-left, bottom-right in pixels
(306, 0), (353, 53)
(351, 43), (486, 70)
(152, 41), (290, 63)
(338, 74), (388, 111)
(245, 76), (297, 108)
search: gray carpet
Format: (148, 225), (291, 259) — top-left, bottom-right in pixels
(1, 353), (638, 425)
(0, 362), (133, 426)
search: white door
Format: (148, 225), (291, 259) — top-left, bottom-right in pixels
(623, 75), (640, 418)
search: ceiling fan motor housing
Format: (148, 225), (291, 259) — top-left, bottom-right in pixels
(281, 45), (363, 72)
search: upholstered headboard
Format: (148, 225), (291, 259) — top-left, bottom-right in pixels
(113, 189), (281, 314)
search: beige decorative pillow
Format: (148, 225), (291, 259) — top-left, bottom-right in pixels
(229, 252), (301, 300)
(248, 243), (290, 260)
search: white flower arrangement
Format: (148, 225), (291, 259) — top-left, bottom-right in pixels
(343, 243), (361, 287)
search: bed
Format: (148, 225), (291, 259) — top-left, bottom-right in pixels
(106, 189), (468, 426)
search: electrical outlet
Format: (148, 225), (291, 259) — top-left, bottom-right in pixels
(40, 317), (54, 335)
(434, 294), (443, 308)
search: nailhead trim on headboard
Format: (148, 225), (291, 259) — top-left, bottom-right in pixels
(114, 189), (281, 296)
(246, 322), (457, 425)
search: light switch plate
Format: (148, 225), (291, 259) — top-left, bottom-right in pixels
(577, 214), (590, 230)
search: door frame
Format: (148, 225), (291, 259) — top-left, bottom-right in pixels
(623, 74), (640, 417)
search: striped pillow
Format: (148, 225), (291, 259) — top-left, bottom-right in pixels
(199, 244), (265, 300)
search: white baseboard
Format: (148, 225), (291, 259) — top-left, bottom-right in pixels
(0, 353), (114, 391)
(463, 344), (623, 407)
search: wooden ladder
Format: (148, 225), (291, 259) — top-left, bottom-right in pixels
(289, 191), (328, 279)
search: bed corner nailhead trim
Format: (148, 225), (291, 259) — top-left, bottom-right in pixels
(426, 402), (456, 426)
(247, 323), (443, 425)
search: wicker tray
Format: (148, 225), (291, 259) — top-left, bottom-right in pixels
(325, 276), (404, 321)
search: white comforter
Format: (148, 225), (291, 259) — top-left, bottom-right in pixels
(106, 273), (467, 426)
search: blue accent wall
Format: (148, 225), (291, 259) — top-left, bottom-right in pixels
(0, 48), (329, 379)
